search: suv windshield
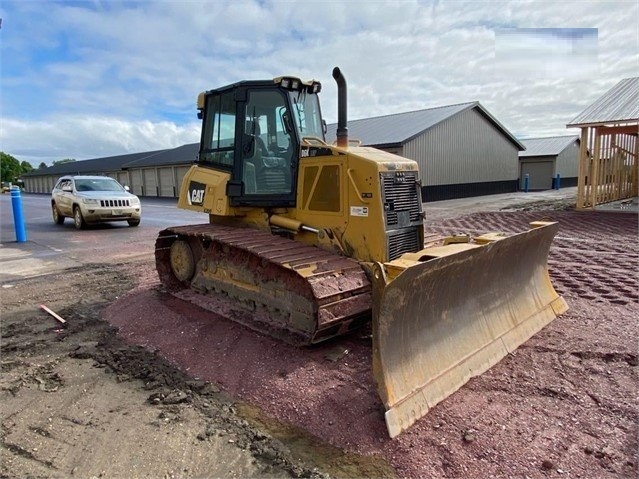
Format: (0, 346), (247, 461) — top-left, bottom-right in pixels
(288, 90), (324, 140)
(74, 178), (125, 192)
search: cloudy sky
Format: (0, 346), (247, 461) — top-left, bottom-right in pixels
(1, 0), (637, 166)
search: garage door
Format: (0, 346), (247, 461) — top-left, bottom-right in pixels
(520, 161), (553, 190)
(116, 172), (129, 188)
(143, 168), (158, 197)
(130, 170), (144, 196)
(158, 167), (176, 197)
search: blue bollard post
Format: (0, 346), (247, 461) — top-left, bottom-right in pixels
(555, 173), (561, 190)
(524, 174), (529, 193)
(10, 187), (28, 242)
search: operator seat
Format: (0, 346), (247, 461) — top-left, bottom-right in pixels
(244, 120), (268, 157)
(242, 120), (268, 194)
(244, 119), (290, 195)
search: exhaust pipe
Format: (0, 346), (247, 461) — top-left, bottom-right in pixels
(332, 67), (348, 147)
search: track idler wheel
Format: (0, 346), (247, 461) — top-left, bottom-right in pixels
(170, 239), (195, 282)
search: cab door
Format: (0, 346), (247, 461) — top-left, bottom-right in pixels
(230, 88), (297, 207)
(197, 85), (298, 208)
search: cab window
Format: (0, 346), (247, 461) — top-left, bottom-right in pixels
(199, 91), (236, 167)
(240, 90), (294, 196)
(288, 90), (324, 140)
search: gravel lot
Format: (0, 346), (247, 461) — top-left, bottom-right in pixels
(2, 195), (637, 478)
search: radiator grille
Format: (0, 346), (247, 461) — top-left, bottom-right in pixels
(388, 229), (421, 261)
(381, 171), (423, 260)
(381, 172), (421, 227)
(100, 199), (130, 207)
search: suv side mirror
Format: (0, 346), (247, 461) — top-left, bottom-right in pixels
(124, 185), (130, 192)
(62, 185), (72, 192)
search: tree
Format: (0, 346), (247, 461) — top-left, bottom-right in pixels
(20, 161), (34, 174)
(1, 152), (20, 183)
(1, 152), (34, 183)
(39, 162), (47, 169)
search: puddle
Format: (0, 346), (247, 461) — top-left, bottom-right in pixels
(237, 403), (396, 478)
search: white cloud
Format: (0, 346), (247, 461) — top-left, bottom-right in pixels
(0, 0), (637, 164)
(1, 116), (200, 165)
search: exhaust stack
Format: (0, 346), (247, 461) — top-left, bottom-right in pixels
(332, 67), (348, 147)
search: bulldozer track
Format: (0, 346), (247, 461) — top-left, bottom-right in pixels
(155, 224), (372, 345)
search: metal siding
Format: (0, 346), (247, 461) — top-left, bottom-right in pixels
(326, 102), (523, 150)
(158, 167), (176, 197)
(326, 103), (474, 145)
(555, 142), (579, 178)
(520, 161), (553, 190)
(404, 108), (519, 186)
(143, 168), (158, 197)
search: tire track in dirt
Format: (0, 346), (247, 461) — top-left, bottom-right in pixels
(427, 210), (639, 306)
(103, 209), (638, 478)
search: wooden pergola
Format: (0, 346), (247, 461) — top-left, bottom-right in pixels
(567, 78), (638, 210)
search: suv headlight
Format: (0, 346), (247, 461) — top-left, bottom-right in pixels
(130, 196), (140, 206)
(81, 198), (99, 205)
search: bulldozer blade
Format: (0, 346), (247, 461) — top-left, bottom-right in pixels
(371, 222), (568, 438)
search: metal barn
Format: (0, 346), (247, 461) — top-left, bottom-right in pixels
(22, 146), (198, 199)
(326, 102), (524, 201)
(119, 144), (199, 198)
(22, 149), (169, 194)
(518, 136), (580, 190)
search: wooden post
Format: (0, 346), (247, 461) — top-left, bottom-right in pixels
(577, 127), (589, 209)
(632, 134), (639, 197)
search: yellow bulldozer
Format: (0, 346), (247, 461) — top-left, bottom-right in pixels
(155, 67), (567, 438)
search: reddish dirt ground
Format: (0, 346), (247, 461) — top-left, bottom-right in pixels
(105, 209), (638, 478)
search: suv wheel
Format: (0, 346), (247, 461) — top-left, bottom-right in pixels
(52, 203), (65, 225)
(73, 206), (87, 230)
(127, 219), (140, 227)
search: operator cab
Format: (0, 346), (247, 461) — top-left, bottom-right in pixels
(197, 77), (325, 207)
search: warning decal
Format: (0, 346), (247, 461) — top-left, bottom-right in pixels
(350, 206), (369, 217)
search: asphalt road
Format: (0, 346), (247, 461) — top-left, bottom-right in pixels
(0, 193), (205, 282)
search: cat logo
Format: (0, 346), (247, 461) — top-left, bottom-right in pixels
(188, 181), (206, 206)
(191, 189), (205, 203)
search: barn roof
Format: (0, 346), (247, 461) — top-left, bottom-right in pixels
(23, 149), (168, 177)
(567, 77), (639, 127)
(519, 135), (579, 158)
(122, 143), (199, 168)
(326, 101), (524, 150)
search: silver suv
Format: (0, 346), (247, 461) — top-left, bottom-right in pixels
(51, 175), (141, 229)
